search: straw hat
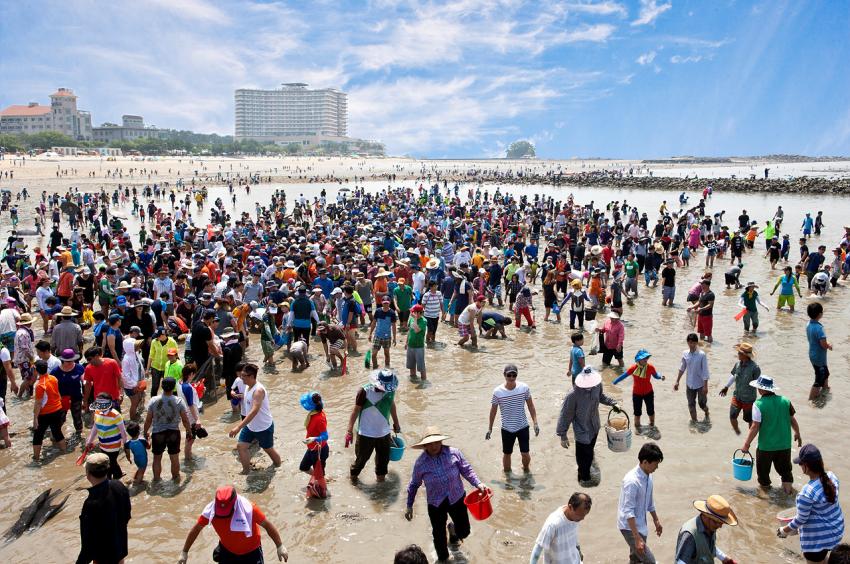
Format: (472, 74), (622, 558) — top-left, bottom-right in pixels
(426, 257), (441, 270)
(575, 367), (602, 389)
(607, 311), (620, 319)
(57, 306), (78, 317)
(693, 495), (738, 526)
(733, 342), (755, 358)
(375, 268), (390, 278)
(117, 281), (131, 290)
(571, 279), (583, 288)
(17, 313), (34, 325)
(590, 245), (603, 256)
(412, 426), (451, 449)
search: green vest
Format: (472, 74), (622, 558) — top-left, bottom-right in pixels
(755, 394), (792, 451)
(360, 385), (394, 419)
(731, 361), (759, 404)
(678, 516), (715, 564)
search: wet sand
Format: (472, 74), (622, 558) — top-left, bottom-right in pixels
(0, 163), (848, 563)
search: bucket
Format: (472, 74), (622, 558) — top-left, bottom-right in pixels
(389, 435), (406, 462)
(732, 450), (754, 481)
(464, 489), (493, 521)
(605, 410), (632, 452)
(776, 507), (796, 526)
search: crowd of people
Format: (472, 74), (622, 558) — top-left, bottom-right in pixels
(0, 178), (848, 563)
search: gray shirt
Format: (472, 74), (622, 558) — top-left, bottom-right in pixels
(51, 320), (83, 355)
(148, 394), (186, 434)
(556, 384), (618, 443)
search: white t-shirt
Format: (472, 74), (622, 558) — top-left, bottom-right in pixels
(231, 377), (248, 416)
(533, 508), (582, 564)
(0, 347), (11, 364)
(411, 271), (426, 294)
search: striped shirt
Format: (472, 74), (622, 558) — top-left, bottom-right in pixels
(492, 382), (531, 433)
(92, 409), (128, 452)
(788, 472), (844, 552)
(420, 291), (443, 318)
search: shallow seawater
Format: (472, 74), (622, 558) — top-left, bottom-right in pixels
(1, 180), (849, 563)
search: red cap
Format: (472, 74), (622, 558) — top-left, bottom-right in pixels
(475, 295), (487, 302)
(214, 485), (237, 517)
(411, 304), (424, 313)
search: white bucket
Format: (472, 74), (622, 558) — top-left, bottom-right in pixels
(605, 410), (632, 453)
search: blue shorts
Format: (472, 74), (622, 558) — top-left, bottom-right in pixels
(442, 298), (455, 314)
(124, 387), (137, 398)
(238, 423), (275, 449)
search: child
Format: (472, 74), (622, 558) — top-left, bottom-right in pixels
(0, 397), (11, 448)
(123, 421), (148, 485)
(289, 337), (309, 371)
(300, 392), (329, 476)
(568, 333), (585, 384)
(85, 392), (128, 479)
(514, 286), (535, 329)
(230, 362), (246, 417)
(178, 365), (202, 459)
(613, 349), (664, 432)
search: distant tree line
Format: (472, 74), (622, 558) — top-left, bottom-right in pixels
(0, 131), (385, 157)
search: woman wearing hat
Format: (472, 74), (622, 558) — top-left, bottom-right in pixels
(557, 367), (623, 484)
(674, 495), (738, 563)
(719, 343), (761, 435)
(738, 282), (769, 334)
(777, 444), (845, 563)
(405, 426), (489, 562)
(299, 392), (329, 490)
(742, 376), (803, 494)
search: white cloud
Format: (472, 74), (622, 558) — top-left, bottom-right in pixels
(146, 0), (230, 24)
(636, 51), (656, 65)
(670, 54), (704, 63)
(565, 1), (627, 17)
(631, 0), (672, 26)
(561, 23), (616, 43)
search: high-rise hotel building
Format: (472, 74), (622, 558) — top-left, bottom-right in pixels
(234, 83), (347, 143)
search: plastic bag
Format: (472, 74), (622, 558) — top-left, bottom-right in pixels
(589, 331), (599, 356)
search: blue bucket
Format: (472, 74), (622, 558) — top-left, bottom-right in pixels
(389, 435), (406, 462)
(732, 449), (753, 481)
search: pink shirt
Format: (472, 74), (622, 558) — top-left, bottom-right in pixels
(601, 319), (624, 350)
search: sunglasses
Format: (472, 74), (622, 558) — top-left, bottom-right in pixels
(505, 373), (518, 378)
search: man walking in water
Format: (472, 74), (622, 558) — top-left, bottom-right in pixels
(486, 364), (539, 473)
(228, 363), (282, 474)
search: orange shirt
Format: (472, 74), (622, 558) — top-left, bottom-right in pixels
(35, 374), (63, 415)
(57, 271), (75, 297)
(198, 503), (266, 555)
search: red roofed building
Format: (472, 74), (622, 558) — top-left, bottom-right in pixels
(0, 88), (92, 140)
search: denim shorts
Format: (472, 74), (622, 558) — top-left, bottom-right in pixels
(238, 423), (275, 449)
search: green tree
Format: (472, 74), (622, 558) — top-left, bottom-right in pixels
(27, 131), (77, 150)
(505, 140), (535, 159)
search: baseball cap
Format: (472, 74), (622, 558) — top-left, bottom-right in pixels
(793, 444), (822, 465)
(503, 363), (519, 376)
(214, 485), (237, 517)
(85, 452), (111, 473)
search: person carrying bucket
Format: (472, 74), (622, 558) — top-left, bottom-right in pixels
(613, 349), (664, 433)
(616, 443), (664, 564)
(346, 369), (401, 483)
(777, 444), (845, 563)
(556, 367), (623, 485)
(741, 376), (803, 494)
(719, 343), (761, 435)
(404, 426), (489, 562)
(486, 363), (540, 473)
(299, 391), (329, 496)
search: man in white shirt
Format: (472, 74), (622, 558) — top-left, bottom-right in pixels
(617, 443), (664, 563)
(410, 264), (426, 302)
(530, 492), (592, 564)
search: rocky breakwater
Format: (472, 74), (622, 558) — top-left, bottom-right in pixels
(552, 175), (850, 195)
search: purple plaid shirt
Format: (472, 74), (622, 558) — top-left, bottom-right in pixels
(406, 446), (482, 507)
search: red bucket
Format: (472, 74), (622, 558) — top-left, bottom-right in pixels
(464, 489), (493, 521)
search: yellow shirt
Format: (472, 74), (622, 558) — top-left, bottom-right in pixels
(149, 337), (178, 371)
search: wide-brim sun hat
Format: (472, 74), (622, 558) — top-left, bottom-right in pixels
(412, 426), (451, 449)
(300, 391), (318, 411)
(693, 495), (738, 526)
(370, 369), (399, 393)
(607, 311), (620, 319)
(426, 258), (441, 269)
(749, 375), (778, 392)
(575, 367), (602, 389)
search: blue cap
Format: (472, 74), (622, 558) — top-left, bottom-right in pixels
(300, 391), (317, 411)
(794, 444), (822, 464)
(116, 296), (127, 306)
(635, 349), (652, 362)
(108, 313), (123, 322)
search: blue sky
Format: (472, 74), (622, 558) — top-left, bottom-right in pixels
(1, 0), (848, 158)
